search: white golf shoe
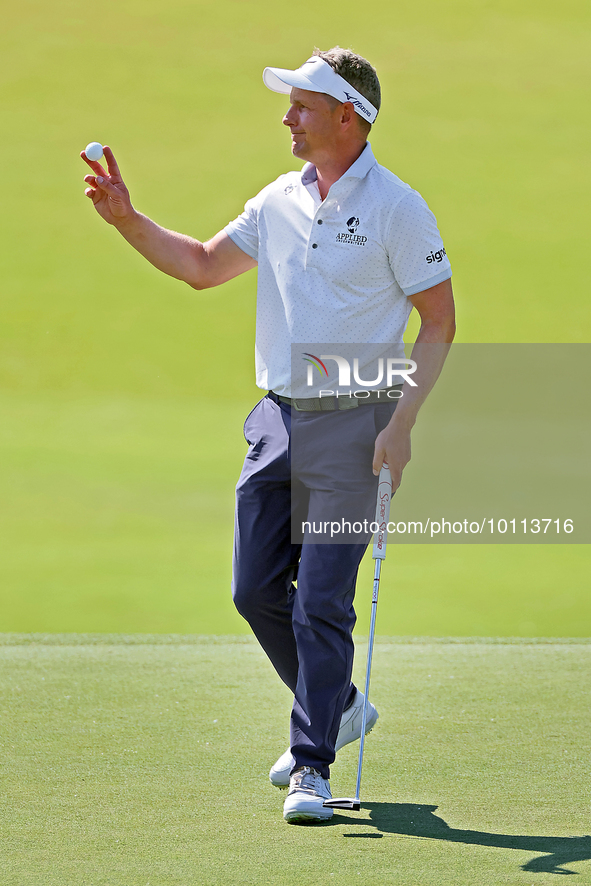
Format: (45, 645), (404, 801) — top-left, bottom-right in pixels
(269, 689), (379, 788)
(283, 766), (333, 823)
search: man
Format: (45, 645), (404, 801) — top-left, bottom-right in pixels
(81, 47), (455, 823)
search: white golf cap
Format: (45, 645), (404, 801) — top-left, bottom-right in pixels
(263, 56), (378, 124)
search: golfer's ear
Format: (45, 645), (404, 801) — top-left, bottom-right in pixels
(341, 102), (355, 126)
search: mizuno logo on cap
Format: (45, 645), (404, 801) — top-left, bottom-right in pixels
(344, 91), (371, 119)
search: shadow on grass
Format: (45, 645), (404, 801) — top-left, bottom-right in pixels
(332, 803), (591, 876)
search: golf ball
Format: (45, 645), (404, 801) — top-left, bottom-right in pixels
(85, 142), (103, 161)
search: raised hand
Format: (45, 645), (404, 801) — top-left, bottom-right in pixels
(80, 142), (256, 288)
(81, 145), (134, 226)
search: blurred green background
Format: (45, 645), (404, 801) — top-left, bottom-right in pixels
(1, 0), (589, 635)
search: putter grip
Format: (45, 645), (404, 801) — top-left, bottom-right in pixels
(372, 465), (392, 560)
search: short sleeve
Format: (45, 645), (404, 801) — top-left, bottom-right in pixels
(224, 194), (261, 261)
(385, 190), (452, 296)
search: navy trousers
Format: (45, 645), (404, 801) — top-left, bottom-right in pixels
(232, 393), (395, 779)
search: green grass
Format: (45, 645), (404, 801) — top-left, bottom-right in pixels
(1, 0), (590, 405)
(1, 392), (589, 636)
(1, 635), (590, 884)
(0, 0), (589, 634)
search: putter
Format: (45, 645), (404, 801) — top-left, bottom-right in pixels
(324, 464), (392, 811)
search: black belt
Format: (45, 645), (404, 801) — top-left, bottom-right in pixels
(268, 385), (403, 412)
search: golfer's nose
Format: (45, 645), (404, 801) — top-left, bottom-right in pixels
(283, 106), (296, 127)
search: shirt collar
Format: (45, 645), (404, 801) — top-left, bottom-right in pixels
(300, 141), (376, 188)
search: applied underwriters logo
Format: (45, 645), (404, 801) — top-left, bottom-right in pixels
(302, 352), (417, 397)
(336, 215), (366, 246)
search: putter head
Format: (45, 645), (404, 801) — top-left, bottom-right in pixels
(323, 797), (361, 811)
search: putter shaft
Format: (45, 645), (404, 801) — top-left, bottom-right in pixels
(324, 466), (392, 811)
(354, 556), (381, 803)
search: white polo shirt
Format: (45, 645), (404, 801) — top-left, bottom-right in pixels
(225, 143), (451, 397)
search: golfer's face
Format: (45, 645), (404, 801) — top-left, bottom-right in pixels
(283, 87), (341, 161)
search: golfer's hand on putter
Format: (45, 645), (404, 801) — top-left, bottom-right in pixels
(81, 146), (134, 226)
(372, 417), (412, 493)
